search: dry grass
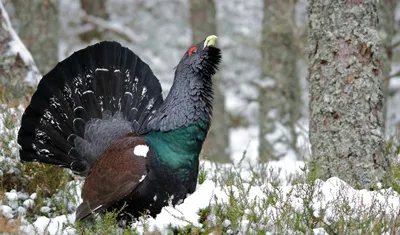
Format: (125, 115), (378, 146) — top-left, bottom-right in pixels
(0, 216), (22, 234)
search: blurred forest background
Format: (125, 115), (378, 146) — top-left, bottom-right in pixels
(2, 0), (400, 166)
(2, 0), (400, 233)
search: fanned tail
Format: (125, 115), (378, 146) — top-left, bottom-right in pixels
(18, 41), (163, 176)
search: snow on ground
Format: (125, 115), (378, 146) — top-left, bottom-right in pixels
(229, 119), (310, 165)
(1, 99), (399, 234)
(0, 105), (24, 176)
(1, 158), (400, 234)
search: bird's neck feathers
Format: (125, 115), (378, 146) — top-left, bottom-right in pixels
(146, 71), (214, 168)
(149, 70), (214, 132)
(145, 41), (221, 168)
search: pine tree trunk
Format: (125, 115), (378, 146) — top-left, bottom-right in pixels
(190, 0), (230, 162)
(378, 0), (396, 132)
(13, 0), (58, 75)
(0, 2), (38, 100)
(259, 0), (301, 162)
(308, 0), (390, 189)
(79, 0), (109, 42)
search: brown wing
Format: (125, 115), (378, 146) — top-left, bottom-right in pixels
(75, 136), (148, 221)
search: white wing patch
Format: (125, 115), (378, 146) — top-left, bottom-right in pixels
(133, 145), (149, 157)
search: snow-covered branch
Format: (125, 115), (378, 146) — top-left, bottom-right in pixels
(0, 0), (41, 87)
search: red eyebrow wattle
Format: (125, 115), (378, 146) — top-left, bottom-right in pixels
(188, 46), (197, 56)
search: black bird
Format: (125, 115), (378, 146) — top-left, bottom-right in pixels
(17, 35), (221, 221)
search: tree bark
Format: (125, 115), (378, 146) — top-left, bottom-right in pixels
(190, 0), (230, 162)
(378, 0), (396, 132)
(259, 0), (301, 162)
(308, 0), (389, 189)
(13, 0), (58, 75)
(0, 2), (39, 101)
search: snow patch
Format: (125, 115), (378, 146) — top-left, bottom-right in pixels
(1, 205), (13, 219)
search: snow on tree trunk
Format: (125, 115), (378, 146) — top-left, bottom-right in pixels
(0, 1), (40, 95)
(12, 0), (58, 75)
(259, 0), (301, 162)
(190, 0), (230, 162)
(308, 0), (390, 189)
(378, 0), (397, 133)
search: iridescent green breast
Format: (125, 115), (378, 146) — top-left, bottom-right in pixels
(146, 121), (209, 169)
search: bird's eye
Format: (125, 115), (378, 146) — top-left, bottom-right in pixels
(188, 46), (197, 56)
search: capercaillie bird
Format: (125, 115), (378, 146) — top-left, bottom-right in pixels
(17, 35), (221, 222)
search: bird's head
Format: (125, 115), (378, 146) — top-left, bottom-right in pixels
(148, 35), (221, 132)
(175, 35), (222, 78)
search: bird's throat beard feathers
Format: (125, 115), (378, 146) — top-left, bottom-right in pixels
(147, 46), (221, 132)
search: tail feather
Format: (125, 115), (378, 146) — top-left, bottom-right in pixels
(18, 41), (163, 176)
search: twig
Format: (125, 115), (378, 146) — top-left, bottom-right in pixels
(392, 40), (400, 50)
(386, 70), (400, 81)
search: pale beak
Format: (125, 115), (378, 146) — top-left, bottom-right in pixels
(204, 35), (218, 48)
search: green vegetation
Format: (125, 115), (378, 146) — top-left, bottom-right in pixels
(1, 79), (400, 234)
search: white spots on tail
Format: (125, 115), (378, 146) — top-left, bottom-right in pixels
(124, 91), (133, 97)
(133, 145), (149, 157)
(139, 174), (146, 183)
(141, 86), (147, 98)
(72, 76), (83, 88)
(114, 69), (121, 73)
(95, 68), (109, 72)
(146, 98), (155, 110)
(153, 195), (157, 201)
(93, 205), (102, 211)
(49, 97), (60, 109)
(73, 106), (84, 112)
(82, 90), (94, 95)
(35, 129), (50, 144)
(41, 110), (61, 131)
(63, 85), (72, 99)
(31, 143), (51, 157)
(124, 70), (131, 84)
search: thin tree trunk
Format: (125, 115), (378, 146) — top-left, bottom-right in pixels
(378, 0), (396, 132)
(0, 2), (39, 100)
(12, 0), (58, 75)
(259, 0), (301, 162)
(308, 0), (389, 189)
(190, 0), (230, 162)
(79, 0), (109, 42)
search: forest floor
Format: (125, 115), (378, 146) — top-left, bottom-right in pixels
(1, 88), (400, 234)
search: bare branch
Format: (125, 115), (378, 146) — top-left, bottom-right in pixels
(387, 70), (400, 81)
(80, 11), (138, 42)
(392, 40), (400, 50)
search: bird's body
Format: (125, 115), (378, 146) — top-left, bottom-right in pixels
(17, 36), (221, 222)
